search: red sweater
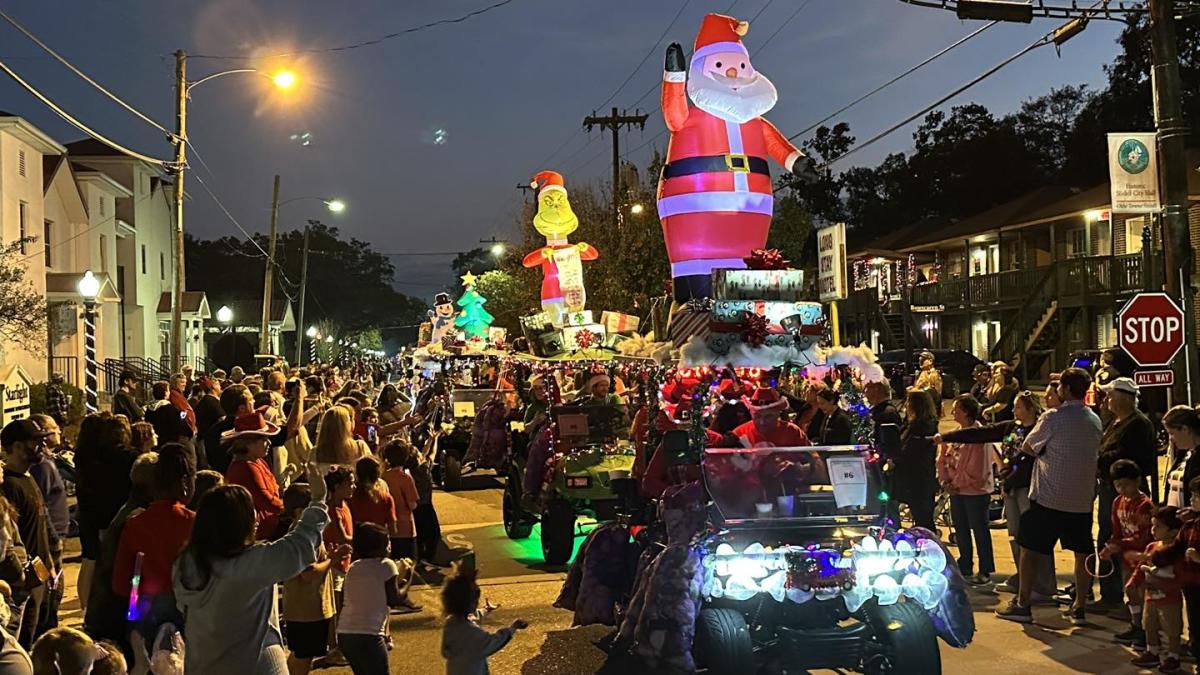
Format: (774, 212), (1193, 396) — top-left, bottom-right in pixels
(1108, 493), (1153, 569)
(225, 458), (283, 539)
(732, 420), (811, 448)
(113, 500), (194, 598)
(323, 501), (353, 573)
(1152, 517), (1200, 584)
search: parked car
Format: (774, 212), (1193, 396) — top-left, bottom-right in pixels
(877, 349), (984, 400)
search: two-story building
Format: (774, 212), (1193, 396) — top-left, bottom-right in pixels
(841, 151), (1200, 385)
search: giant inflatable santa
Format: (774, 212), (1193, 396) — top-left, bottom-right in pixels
(658, 13), (816, 305)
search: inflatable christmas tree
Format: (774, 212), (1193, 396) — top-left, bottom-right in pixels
(454, 271), (494, 339)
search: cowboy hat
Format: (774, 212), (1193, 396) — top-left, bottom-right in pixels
(221, 408), (281, 441)
(742, 387), (788, 414)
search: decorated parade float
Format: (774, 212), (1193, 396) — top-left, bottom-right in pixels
(547, 12), (974, 675)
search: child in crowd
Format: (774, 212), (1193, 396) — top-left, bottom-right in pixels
(1130, 506), (1184, 672)
(189, 470), (224, 510)
(1156, 476), (1200, 666)
(348, 457), (396, 536)
(314, 466), (356, 670)
(92, 640), (129, 675)
(408, 435), (443, 571)
(381, 442), (420, 563)
(1102, 459), (1154, 648)
(281, 483), (343, 675)
(30, 627), (104, 675)
(441, 564), (527, 675)
(337, 524), (406, 675)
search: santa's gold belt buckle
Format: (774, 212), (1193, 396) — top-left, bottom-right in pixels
(725, 153), (750, 173)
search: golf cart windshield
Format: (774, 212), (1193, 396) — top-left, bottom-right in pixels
(447, 389), (517, 419)
(702, 445), (884, 526)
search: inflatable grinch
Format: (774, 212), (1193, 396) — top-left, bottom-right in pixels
(658, 13), (817, 305)
(523, 170), (598, 325)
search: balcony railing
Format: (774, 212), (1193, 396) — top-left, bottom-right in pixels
(909, 254), (1150, 310)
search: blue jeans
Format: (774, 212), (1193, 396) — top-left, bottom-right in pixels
(950, 494), (995, 575)
(338, 633), (388, 675)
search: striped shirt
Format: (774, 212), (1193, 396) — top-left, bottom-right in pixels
(1026, 400), (1102, 513)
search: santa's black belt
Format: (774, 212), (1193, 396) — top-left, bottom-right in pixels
(662, 153), (770, 179)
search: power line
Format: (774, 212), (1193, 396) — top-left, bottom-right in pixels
(818, 34), (1052, 167)
(789, 20), (996, 139)
(189, 171), (298, 289)
(190, 0), (524, 59)
(749, 0), (777, 23)
(0, 55), (172, 167)
(0, 8), (177, 140)
(594, 0), (693, 112)
(751, 0), (814, 57)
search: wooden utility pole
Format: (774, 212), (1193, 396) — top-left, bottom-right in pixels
(295, 222), (312, 366)
(260, 174), (281, 354)
(170, 49), (187, 373)
(583, 107), (647, 231)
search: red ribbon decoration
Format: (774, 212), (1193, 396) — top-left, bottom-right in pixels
(574, 329), (597, 350)
(740, 312), (770, 347)
(743, 248), (790, 270)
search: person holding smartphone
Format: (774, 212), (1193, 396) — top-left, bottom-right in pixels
(0, 419), (56, 647)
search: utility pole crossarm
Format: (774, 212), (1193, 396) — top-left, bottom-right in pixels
(582, 107), (648, 231)
(896, 0), (1162, 20)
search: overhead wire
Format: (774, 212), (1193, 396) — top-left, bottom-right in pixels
(0, 55), (172, 167)
(188, 170), (298, 289)
(751, 0), (814, 57)
(189, 0), (524, 59)
(789, 20), (997, 139)
(0, 8), (178, 140)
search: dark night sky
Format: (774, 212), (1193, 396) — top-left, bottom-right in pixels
(0, 0), (1127, 301)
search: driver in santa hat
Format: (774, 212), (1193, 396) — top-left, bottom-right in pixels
(733, 386), (811, 448)
(659, 13), (819, 303)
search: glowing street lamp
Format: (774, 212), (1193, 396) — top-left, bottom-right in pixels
(629, 203), (645, 215)
(272, 70), (298, 90)
(216, 305), (234, 326)
(490, 242), (506, 257)
(77, 271), (100, 413)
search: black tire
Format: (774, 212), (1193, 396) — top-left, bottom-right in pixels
(694, 607), (753, 675)
(864, 600), (941, 674)
(541, 499), (576, 565)
(504, 486), (533, 539)
(442, 454), (462, 492)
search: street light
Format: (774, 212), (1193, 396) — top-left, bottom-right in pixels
(167, 54), (301, 374)
(216, 305), (234, 326)
(279, 196), (347, 214)
(490, 242), (505, 257)
(629, 203), (645, 215)
(77, 271), (100, 414)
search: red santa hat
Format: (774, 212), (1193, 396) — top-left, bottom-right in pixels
(692, 13), (750, 65)
(742, 387), (788, 414)
(531, 170), (567, 197)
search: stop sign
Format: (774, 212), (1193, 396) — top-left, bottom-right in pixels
(1118, 292), (1186, 367)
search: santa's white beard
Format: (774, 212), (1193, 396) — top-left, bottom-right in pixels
(687, 69), (778, 124)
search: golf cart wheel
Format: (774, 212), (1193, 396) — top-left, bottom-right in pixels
(541, 499), (576, 565)
(503, 487), (533, 540)
(442, 454), (462, 492)
(863, 600), (941, 674)
(694, 608), (753, 675)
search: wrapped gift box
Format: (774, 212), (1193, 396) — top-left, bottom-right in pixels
(710, 300), (824, 328)
(564, 310), (594, 327)
(536, 330), (565, 357)
(668, 306), (711, 348)
(712, 268), (806, 301)
(600, 311), (640, 334)
(487, 327), (507, 345)
(706, 332), (796, 355)
(562, 323), (607, 351)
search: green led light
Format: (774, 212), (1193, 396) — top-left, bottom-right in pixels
(878, 491), (889, 502)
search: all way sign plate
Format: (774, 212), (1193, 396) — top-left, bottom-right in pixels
(1135, 370), (1175, 387)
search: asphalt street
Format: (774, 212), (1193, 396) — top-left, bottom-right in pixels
(57, 470), (1179, 674)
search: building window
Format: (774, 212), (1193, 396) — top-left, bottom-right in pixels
(1068, 228), (1086, 257)
(17, 149), (25, 177)
(99, 197), (106, 218)
(1125, 217), (1146, 255)
(18, 202), (27, 253)
(43, 220), (52, 267)
(160, 252), (165, 280)
(141, 245), (147, 274)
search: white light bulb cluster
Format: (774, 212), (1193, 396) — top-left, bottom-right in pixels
(702, 536), (951, 612)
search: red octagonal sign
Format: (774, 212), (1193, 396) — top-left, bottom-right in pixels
(1118, 292), (1186, 367)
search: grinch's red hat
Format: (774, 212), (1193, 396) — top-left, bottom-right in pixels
(742, 387), (788, 414)
(531, 170), (567, 196)
(716, 377), (744, 400)
(693, 13), (749, 64)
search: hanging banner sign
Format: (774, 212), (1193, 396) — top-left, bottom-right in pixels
(1107, 133), (1161, 213)
(817, 223), (848, 303)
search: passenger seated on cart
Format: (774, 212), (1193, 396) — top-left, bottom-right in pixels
(640, 393), (728, 499)
(569, 373), (628, 432)
(732, 387), (812, 448)
(522, 375), (551, 436)
(709, 377), (751, 435)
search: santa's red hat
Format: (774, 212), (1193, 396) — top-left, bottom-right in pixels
(742, 387), (788, 414)
(692, 13), (749, 65)
(531, 170), (567, 197)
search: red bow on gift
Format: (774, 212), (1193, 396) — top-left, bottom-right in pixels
(743, 248), (790, 270)
(740, 312), (770, 347)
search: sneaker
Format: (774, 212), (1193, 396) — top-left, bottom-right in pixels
(1131, 652), (1160, 668)
(1114, 626), (1146, 645)
(1063, 605), (1087, 626)
(968, 573), (992, 586)
(992, 577), (1019, 594)
(1158, 655), (1180, 673)
(995, 600), (1033, 623)
(314, 649), (349, 668)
